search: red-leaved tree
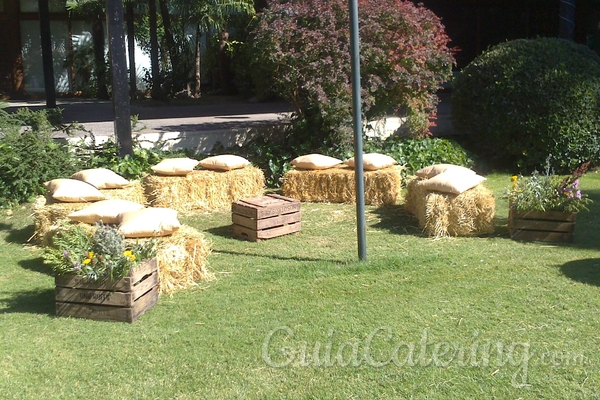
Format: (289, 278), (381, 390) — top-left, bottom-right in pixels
(250, 0), (454, 153)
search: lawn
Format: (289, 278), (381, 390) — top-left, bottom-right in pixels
(1, 173), (600, 399)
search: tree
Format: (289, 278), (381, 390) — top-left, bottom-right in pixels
(250, 0), (454, 153)
(559, 0), (576, 40)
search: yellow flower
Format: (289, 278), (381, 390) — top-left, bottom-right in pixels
(123, 250), (133, 257)
(511, 175), (518, 182)
(129, 255), (136, 262)
(87, 251), (94, 258)
(83, 259), (91, 265)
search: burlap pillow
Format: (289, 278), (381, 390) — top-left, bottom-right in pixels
(199, 155), (250, 171)
(44, 179), (105, 202)
(117, 207), (181, 238)
(151, 158), (200, 176)
(415, 164), (475, 179)
(68, 199), (145, 224)
(418, 170), (487, 194)
(344, 153), (397, 171)
(290, 154), (342, 170)
(70, 168), (130, 189)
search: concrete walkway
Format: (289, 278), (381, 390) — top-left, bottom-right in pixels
(4, 92), (455, 153)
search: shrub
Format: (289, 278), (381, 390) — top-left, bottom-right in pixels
(452, 38), (600, 173)
(249, 0), (454, 154)
(0, 108), (81, 207)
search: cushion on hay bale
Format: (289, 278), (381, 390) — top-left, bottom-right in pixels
(70, 168), (130, 189)
(143, 166), (265, 213)
(405, 179), (495, 237)
(118, 207), (181, 238)
(44, 179), (105, 202)
(282, 165), (403, 205)
(418, 170), (486, 194)
(415, 164), (476, 179)
(290, 154), (343, 170)
(98, 180), (146, 204)
(344, 153), (397, 171)
(68, 199), (144, 224)
(199, 154), (251, 171)
(151, 157), (200, 176)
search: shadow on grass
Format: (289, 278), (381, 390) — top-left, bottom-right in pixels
(0, 288), (55, 315)
(206, 225), (234, 239)
(559, 258), (600, 286)
(213, 249), (347, 264)
(0, 222), (36, 245)
(369, 205), (423, 235)
(19, 257), (53, 277)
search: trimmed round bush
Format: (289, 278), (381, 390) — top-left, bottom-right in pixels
(452, 38), (600, 172)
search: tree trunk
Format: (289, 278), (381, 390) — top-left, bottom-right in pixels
(158, 0), (179, 78)
(92, 17), (110, 100)
(126, 1), (137, 99)
(149, 0), (161, 99)
(194, 24), (201, 97)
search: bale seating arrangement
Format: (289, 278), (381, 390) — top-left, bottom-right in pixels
(32, 167), (213, 295)
(143, 155), (265, 213)
(282, 153), (404, 206)
(404, 164), (495, 237)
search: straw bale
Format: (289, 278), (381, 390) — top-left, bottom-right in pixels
(143, 166), (265, 213)
(406, 179), (495, 237)
(99, 180), (146, 204)
(144, 225), (214, 295)
(281, 165), (404, 205)
(31, 196), (95, 245)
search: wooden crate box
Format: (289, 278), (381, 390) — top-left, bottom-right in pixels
(232, 194), (301, 242)
(55, 258), (158, 323)
(509, 208), (577, 243)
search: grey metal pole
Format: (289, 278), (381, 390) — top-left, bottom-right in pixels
(106, 0), (133, 157)
(349, 0), (366, 260)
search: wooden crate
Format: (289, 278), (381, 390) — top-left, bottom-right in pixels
(55, 258), (159, 323)
(509, 208), (577, 243)
(232, 194), (301, 241)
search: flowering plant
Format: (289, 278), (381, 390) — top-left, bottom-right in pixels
(508, 161), (592, 213)
(44, 223), (158, 281)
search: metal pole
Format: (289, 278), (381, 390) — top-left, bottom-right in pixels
(349, 0), (366, 260)
(106, 0), (133, 156)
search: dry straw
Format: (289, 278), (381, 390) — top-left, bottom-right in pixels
(143, 166), (265, 213)
(282, 165), (404, 205)
(31, 181), (146, 245)
(127, 225), (214, 295)
(405, 178), (495, 237)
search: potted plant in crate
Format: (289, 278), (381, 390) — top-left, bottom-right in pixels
(507, 161), (592, 242)
(44, 223), (159, 322)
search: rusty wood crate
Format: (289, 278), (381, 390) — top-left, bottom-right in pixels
(509, 208), (577, 243)
(55, 258), (159, 323)
(232, 194), (301, 242)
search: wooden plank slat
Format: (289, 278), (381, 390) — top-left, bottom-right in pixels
(232, 222), (301, 242)
(513, 210), (577, 222)
(232, 212), (301, 230)
(510, 230), (574, 243)
(511, 220), (575, 233)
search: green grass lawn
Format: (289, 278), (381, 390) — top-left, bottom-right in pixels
(2, 173), (600, 399)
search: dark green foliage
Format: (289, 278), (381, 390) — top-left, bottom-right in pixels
(0, 108), (82, 207)
(452, 38), (600, 173)
(363, 136), (474, 174)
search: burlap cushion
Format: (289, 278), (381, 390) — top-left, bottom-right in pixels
(290, 154), (342, 170)
(117, 207), (181, 238)
(344, 153), (397, 171)
(68, 199), (144, 224)
(151, 158), (200, 176)
(44, 179), (105, 202)
(199, 155), (251, 171)
(418, 170), (486, 194)
(70, 168), (130, 189)
(415, 164), (475, 179)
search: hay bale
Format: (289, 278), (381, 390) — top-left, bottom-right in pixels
(143, 166), (265, 213)
(406, 179), (495, 237)
(281, 165), (404, 205)
(128, 225), (213, 295)
(99, 180), (146, 204)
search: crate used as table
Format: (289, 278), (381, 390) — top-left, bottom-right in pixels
(232, 194), (301, 241)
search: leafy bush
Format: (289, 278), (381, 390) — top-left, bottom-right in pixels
(249, 0), (454, 154)
(452, 38), (600, 173)
(0, 108), (81, 207)
(363, 136), (474, 174)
